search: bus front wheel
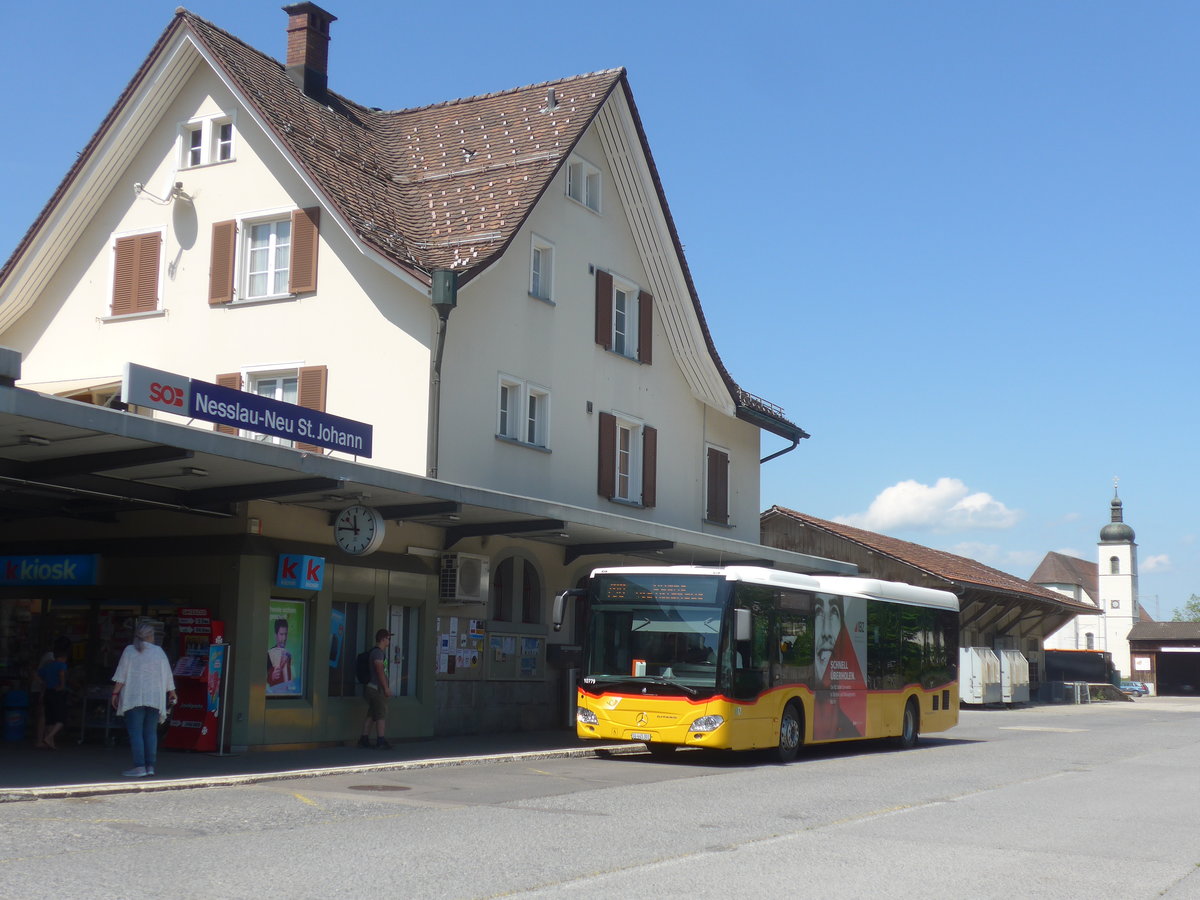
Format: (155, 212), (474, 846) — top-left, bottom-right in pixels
(775, 701), (803, 763)
(896, 698), (920, 749)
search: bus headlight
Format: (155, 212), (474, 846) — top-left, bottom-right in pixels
(689, 715), (724, 733)
(577, 708), (598, 725)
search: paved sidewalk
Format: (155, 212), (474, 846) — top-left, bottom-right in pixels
(0, 728), (626, 801)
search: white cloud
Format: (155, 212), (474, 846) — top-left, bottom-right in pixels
(1141, 554), (1171, 573)
(837, 478), (1020, 533)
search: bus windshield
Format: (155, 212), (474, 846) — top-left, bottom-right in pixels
(584, 573), (726, 695)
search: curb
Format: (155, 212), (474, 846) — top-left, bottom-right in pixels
(0, 743), (637, 802)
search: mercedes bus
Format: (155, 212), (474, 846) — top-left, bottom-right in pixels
(554, 565), (959, 760)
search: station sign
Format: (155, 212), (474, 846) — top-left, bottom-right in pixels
(122, 363), (373, 457)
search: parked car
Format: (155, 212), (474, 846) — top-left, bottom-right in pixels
(1119, 680), (1147, 697)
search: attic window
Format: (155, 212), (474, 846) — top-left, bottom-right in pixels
(566, 156), (601, 213)
(182, 115), (235, 169)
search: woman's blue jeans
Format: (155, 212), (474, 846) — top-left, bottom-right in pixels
(124, 706), (158, 769)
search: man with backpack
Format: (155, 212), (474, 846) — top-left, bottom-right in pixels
(358, 629), (392, 749)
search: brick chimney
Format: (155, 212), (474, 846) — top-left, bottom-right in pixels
(283, 3), (337, 99)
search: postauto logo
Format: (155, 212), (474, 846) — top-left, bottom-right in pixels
(0, 555), (99, 586)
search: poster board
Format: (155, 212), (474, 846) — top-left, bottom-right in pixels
(434, 616), (486, 679)
(485, 633), (545, 681)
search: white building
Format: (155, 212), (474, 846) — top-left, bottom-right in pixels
(1033, 488), (1142, 678)
(0, 5), (842, 744)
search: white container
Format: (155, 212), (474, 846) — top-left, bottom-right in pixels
(959, 647), (1002, 704)
(999, 649), (1030, 703)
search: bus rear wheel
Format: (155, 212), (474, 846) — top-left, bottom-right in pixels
(895, 698), (919, 749)
(775, 701), (803, 763)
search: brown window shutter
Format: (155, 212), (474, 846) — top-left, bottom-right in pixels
(214, 372), (242, 435)
(133, 233), (161, 313)
(594, 269), (613, 349)
(208, 220), (237, 305)
(289, 207), (320, 294)
(112, 237), (136, 316)
(112, 233), (160, 316)
(597, 411), (616, 498)
(296, 364), (328, 452)
(641, 425), (657, 508)
(707, 447), (729, 524)
(637, 291), (653, 365)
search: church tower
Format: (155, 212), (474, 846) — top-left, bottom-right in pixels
(1098, 481), (1138, 678)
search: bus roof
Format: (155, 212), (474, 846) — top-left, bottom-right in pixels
(815, 576), (960, 611)
(588, 566), (958, 611)
(589, 565), (822, 591)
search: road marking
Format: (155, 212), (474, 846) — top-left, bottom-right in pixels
(292, 792), (319, 806)
(999, 726), (1086, 733)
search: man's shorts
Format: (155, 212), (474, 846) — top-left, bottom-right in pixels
(365, 684), (387, 720)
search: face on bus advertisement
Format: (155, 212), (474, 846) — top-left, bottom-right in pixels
(814, 594), (843, 680)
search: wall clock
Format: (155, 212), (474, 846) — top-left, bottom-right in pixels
(333, 504), (385, 556)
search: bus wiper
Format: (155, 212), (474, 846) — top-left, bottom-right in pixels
(636, 676), (698, 696)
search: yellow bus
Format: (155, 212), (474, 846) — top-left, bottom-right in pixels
(554, 566), (959, 760)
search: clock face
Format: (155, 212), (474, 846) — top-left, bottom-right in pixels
(333, 505), (385, 556)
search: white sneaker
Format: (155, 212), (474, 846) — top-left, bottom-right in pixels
(146, 766), (155, 777)
(122, 766), (147, 778)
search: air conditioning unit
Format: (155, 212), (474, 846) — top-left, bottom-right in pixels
(439, 552), (490, 604)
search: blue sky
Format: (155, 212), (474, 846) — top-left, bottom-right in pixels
(3, 2), (1197, 618)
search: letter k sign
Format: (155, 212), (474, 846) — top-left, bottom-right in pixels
(281, 557), (299, 581)
(306, 558), (322, 583)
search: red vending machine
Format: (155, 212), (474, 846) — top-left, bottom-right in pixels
(164, 608), (226, 752)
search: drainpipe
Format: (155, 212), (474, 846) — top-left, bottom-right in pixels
(427, 269), (457, 479)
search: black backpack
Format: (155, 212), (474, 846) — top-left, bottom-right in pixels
(355, 649), (373, 685)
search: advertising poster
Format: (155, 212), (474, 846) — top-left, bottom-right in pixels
(813, 595), (867, 740)
(207, 643), (227, 714)
(267, 599), (305, 696)
(329, 606), (345, 669)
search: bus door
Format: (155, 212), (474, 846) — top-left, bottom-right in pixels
(728, 586), (775, 747)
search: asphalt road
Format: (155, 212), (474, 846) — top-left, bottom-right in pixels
(3, 698), (1198, 899)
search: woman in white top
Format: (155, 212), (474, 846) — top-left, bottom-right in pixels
(111, 623), (177, 778)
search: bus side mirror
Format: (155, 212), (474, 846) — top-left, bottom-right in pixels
(553, 588), (586, 632)
(735, 608), (751, 642)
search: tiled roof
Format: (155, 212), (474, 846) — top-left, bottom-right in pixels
(0, 8), (802, 441)
(1029, 551), (1098, 602)
(184, 12), (621, 276)
(765, 506), (1095, 611)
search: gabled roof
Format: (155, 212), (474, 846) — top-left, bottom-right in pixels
(764, 505), (1096, 612)
(0, 8), (803, 442)
(1029, 551), (1099, 605)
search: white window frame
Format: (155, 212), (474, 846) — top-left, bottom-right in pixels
(497, 375), (550, 449)
(530, 234), (554, 301)
(566, 156), (601, 213)
(243, 364), (301, 446)
(612, 413), (643, 502)
(238, 208), (294, 302)
(611, 275), (640, 360)
(180, 113), (235, 169)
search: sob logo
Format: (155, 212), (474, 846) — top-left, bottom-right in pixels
(149, 380), (186, 407)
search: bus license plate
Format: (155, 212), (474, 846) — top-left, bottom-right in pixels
(631, 732), (652, 741)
